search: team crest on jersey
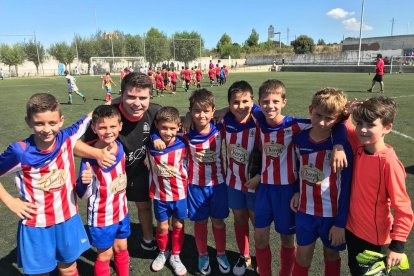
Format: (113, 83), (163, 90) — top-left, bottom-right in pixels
(301, 164), (325, 186)
(249, 129), (255, 137)
(155, 162), (178, 178)
(195, 149), (216, 163)
(143, 122), (150, 134)
(229, 144), (249, 164)
(111, 173), (127, 194)
(38, 169), (67, 192)
(264, 141), (285, 158)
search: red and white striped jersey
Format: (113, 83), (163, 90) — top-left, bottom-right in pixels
(147, 136), (188, 201)
(0, 116), (91, 227)
(223, 113), (260, 192)
(185, 123), (225, 186)
(294, 128), (352, 225)
(76, 140), (128, 227)
(253, 112), (311, 185)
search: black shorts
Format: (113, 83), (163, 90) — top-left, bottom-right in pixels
(373, 74), (383, 82)
(125, 170), (150, 202)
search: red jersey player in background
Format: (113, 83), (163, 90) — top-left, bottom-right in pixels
(367, 54), (385, 93)
(195, 66), (203, 89)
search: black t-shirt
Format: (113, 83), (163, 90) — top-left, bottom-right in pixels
(84, 96), (161, 187)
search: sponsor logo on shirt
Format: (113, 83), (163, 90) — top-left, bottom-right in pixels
(301, 164), (325, 186)
(264, 141), (285, 158)
(143, 122), (150, 134)
(195, 149), (217, 163)
(155, 162), (178, 178)
(38, 169), (67, 192)
(229, 144), (249, 164)
(111, 173), (127, 194)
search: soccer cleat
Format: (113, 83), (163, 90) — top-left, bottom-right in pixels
(217, 254), (231, 274)
(367, 89), (373, 92)
(82, 96), (87, 102)
(67, 101), (72, 105)
(151, 250), (170, 272)
(356, 250), (410, 275)
(140, 238), (157, 251)
(233, 255), (251, 276)
(198, 255), (211, 275)
(169, 255), (187, 275)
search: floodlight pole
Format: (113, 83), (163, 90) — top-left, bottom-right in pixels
(357, 0), (365, 66)
(33, 31), (43, 75)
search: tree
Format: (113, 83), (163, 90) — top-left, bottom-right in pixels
(74, 36), (99, 74)
(95, 30), (125, 58)
(290, 35), (315, 54)
(219, 43), (241, 59)
(216, 33), (232, 55)
(317, 39), (326, 45)
(245, 29), (259, 47)
(48, 42), (76, 68)
(124, 34), (144, 57)
(23, 40), (45, 75)
(0, 44), (25, 77)
(144, 28), (170, 67)
(172, 31), (203, 65)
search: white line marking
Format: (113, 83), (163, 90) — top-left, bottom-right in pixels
(391, 95), (414, 99)
(391, 130), (414, 141)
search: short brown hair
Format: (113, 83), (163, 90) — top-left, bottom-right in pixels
(258, 79), (286, 100)
(121, 72), (153, 95)
(353, 96), (397, 126)
(26, 93), (61, 119)
(91, 105), (121, 125)
(311, 87), (347, 119)
(189, 89), (215, 110)
(227, 81), (253, 103)
(155, 106), (181, 125)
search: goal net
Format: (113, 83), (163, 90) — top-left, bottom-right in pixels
(89, 56), (146, 75)
(390, 56), (414, 74)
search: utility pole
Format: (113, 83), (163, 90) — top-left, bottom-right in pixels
(287, 28), (289, 45)
(391, 18), (395, 36)
(357, 0), (365, 66)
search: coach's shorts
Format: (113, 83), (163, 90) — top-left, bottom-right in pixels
(188, 183), (229, 221)
(17, 214), (90, 275)
(373, 74), (383, 82)
(154, 198), (188, 222)
(254, 184), (297, 234)
(126, 171), (151, 202)
(89, 214), (131, 249)
(296, 212), (346, 251)
(227, 187), (256, 211)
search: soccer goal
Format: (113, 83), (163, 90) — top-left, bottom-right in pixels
(89, 56), (146, 75)
(389, 56), (414, 74)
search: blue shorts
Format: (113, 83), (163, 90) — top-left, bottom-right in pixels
(89, 214), (131, 249)
(17, 214), (90, 275)
(254, 184), (297, 234)
(227, 187), (256, 211)
(106, 88), (112, 93)
(154, 198), (188, 222)
(296, 212), (346, 251)
(188, 183), (229, 221)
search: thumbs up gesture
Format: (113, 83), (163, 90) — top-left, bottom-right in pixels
(81, 162), (93, 184)
(97, 145), (116, 168)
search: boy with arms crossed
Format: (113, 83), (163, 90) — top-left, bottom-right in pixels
(77, 105), (129, 276)
(0, 93), (91, 275)
(290, 88), (353, 276)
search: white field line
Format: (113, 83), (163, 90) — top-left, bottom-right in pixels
(391, 129), (414, 141)
(391, 94), (414, 99)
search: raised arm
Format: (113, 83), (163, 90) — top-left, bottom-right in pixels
(74, 140), (115, 168)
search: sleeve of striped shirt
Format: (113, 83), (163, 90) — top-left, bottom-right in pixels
(76, 159), (93, 200)
(65, 115), (92, 143)
(0, 142), (24, 176)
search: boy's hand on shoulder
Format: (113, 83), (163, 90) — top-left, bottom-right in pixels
(213, 107), (229, 124)
(5, 197), (37, 220)
(329, 226), (345, 247)
(97, 145), (116, 168)
(153, 139), (166, 151)
(290, 192), (300, 213)
(82, 162), (93, 184)
(386, 249), (404, 269)
(331, 145), (347, 173)
(244, 174), (260, 190)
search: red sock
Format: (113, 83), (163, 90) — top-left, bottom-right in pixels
(292, 259), (309, 276)
(235, 223), (250, 258)
(212, 224), (226, 255)
(94, 259), (110, 276)
(156, 229), (169, 252)
(114, 249), (130, 276)
(279, 246), (296, 276)
(255, 246), (272, 276)
(324, 258), (341, 276)
(171, 226), (184, 255)
(194, 222), (208, 256)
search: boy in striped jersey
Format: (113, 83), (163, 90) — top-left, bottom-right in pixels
(290, 88), (353, 276)
(147, 107), (188, 276)
(0, 93), (91, 276)
(77, 105), (129, 276)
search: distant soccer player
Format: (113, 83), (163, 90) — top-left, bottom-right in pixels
(77, 105), (129, 276)
(65, 70), (86, 104)
(208, 67), (216, 87)
(155, 71), (165, 97)
(367, 54), (385, 93)
(195, 66), (203, 89)
(0, 93), (91, 275)
(102, 72), (116, 103)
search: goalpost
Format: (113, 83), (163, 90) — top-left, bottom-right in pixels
(89, 56), (146, 75)
(390, 56), (414, 74)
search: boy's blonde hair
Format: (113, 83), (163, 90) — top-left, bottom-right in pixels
(311, 88), (347, 119)
(189, 89), (215, 110)
(155, 106), (181, 125)
(353, 96), (396, 126)
(26, 93), (61, 119)
(258, 79), (286, 100)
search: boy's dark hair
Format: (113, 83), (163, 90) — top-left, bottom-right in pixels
(105, 72), (110, 76)
(155, 106), (181, 125)
(258, 79), (286, 100)
(189, 89), (215, 110)
(121, 72), (153, 95)
(227, 81), (253, 103)
(377, 54), (382, 59)
(64, 70), (69, 75)
(91, 105), (121, 125)
(26, 93), (61, 119)
(353, 96), (397, 126)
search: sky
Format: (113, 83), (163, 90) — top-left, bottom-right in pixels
(1, 0), (414, 50)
